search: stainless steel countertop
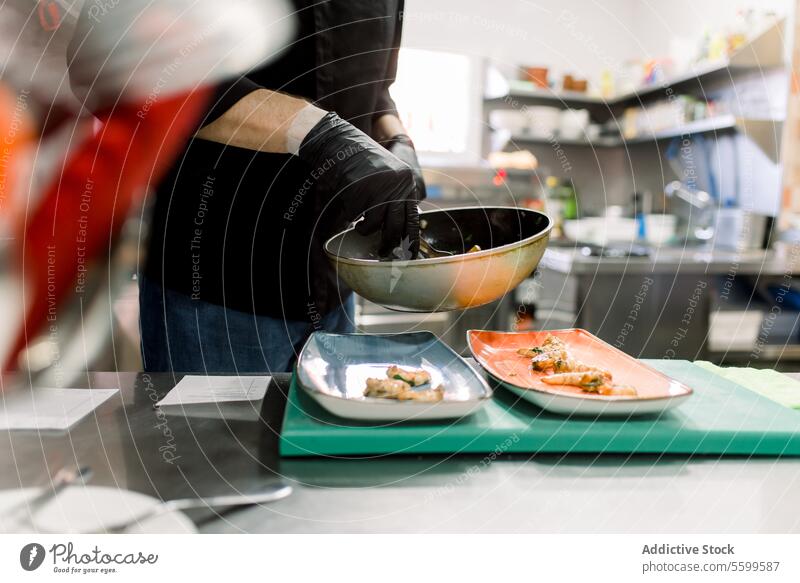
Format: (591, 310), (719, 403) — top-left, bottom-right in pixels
(2, 371), (800, 533)
(541, 245), (795, 276)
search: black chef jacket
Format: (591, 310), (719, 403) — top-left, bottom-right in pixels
(144, 0), (404, 320)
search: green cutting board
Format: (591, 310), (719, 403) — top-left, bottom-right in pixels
(279, 360), (800, 457)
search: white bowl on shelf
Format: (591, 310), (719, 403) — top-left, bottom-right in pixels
(563, 217), (638, 246)
(644, 214), (677, 245)
(559, 108), (590, 140)
(489, 110), (530, 135)
(526, 106), (562, 137)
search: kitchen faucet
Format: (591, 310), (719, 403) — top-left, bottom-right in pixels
(664, 181), (715, 241)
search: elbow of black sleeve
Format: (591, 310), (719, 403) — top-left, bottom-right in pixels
(373, 90), (399, 124)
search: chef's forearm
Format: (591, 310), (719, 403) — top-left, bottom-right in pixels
(372, 113), (406, 143)
(194, 89), (315, 153)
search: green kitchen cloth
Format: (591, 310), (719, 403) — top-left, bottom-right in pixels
(694, 361), (800, 410)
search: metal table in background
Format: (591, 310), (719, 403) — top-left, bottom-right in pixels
(533, 247), (800, 363)
(2, 371), (800, 533)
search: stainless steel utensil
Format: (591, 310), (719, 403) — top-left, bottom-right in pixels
(97, 484), (293, 533)
(325, 206), (552, 312)
(4, 466), (93, 520)
(664, 181), (715, 241)
(714, 209), (771, 251)
(418, 238), (455, 258)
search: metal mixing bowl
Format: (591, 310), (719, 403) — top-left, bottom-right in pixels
(324, 206), (552, 312)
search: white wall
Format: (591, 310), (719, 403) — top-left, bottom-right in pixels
(401, 0), (637, 85)
(631, 0), (792, 61)
(402, 0), (793, 85)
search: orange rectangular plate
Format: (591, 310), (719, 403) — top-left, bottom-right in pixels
(468, 329), (693, 402)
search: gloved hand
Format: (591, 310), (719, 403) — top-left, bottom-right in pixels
(299, 112), (420, 259)
(381, 133), (427, 201)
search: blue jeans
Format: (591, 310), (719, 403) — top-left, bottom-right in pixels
(139, 277), (355, 373)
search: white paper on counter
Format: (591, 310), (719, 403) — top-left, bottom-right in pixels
(0, 388), (119, 431)
(156, 376), (270, 407)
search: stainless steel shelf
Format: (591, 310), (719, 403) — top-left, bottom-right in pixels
(488, 61), (746, 108)
(488, 20), (784, 110)
(622, 115), (739, 144)
(504, 134), (618, 147)
(487, 83), (609, 107)
(504, 115), (745, 148)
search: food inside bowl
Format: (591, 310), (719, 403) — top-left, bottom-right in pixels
(412, 209), (544, 258)
(417, 218), (484, 258)
(417, 239), (482, 259)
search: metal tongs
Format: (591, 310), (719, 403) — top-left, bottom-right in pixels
(3, 466), (93, 521)
(95, 484), (293, 533)
(418, 238), (455, 259)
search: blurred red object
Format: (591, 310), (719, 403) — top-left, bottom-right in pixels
(520, 198), (545, 211)
(0, 0), (290, 378)
(0, 83), (34, 217)
(37, 1), (61, 31)
(4, 88), (210, 372)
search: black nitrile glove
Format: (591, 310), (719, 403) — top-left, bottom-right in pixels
(299, 112), (420, 259)
(382, 134), (427, 201)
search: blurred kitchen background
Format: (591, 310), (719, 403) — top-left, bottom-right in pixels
(9, 0), (800, 379)
(366, 0), (800, 367)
